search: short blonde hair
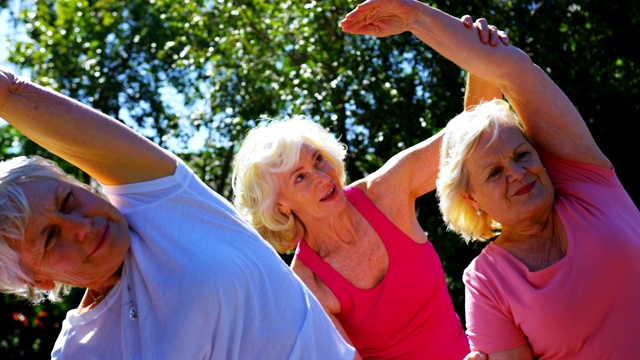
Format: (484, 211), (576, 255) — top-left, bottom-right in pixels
(436, 99), (525, 243)
(0, 156), (95, 302)
(232, 116), (347, 253)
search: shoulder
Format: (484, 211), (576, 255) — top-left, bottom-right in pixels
(463, 244), (506, 282)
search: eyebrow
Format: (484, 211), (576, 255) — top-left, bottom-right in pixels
(479, 141), (529, 174)
(287, 149), (320, 178)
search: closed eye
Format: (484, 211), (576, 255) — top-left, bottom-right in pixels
(488, 167), (502, 180)
(60, 191), (73, 213)
(45, 226), (58, 251)
(515, 150), (531, 162)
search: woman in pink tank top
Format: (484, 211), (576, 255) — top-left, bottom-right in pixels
(232, 6), (508, 357)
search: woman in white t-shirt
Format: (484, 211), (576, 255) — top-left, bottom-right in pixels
(0, 67), (355, 359)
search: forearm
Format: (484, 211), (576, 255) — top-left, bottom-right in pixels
(404, 2), (604, 165)
(407, 3), (530, 90)
(464, 73), (503, 110)
(0, 68), (175, 184)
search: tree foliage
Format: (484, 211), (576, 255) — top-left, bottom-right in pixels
(1, 0), (639, 358)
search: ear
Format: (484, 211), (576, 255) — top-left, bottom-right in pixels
(462, 192), (479, 209)
(277, 203), (290, 215)
(34, 279), (55, 291)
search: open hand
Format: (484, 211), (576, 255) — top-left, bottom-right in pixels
(340, 0), (419, 37)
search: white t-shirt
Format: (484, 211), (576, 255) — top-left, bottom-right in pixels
(52, 158), (354, 359)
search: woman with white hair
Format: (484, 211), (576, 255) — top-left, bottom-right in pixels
(232, 26), (506, 360)
(0, 67), (355, 359)
(342, 0), (640, 359)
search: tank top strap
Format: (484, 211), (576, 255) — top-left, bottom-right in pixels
(343, 185), (399, 250)
(295, 240), (355, 314)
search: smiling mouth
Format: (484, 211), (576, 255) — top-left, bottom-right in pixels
(320, 185), (336, 201)
(89, 222), (109, 257)
(514, 181), (535, 196)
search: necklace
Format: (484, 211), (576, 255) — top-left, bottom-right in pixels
(82, 288), (111, 312)
(127, 284), (138, 321)
(89, 289), (107, 302)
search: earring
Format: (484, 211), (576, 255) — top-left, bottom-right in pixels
(476, 209), (482, 215)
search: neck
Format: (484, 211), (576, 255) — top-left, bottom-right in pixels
(303, 204), (361, 257)
(497, 211), (567, 271)
(77, 264), (123, 314)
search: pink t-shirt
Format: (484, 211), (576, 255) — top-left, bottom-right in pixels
(464, 154), (640, 359)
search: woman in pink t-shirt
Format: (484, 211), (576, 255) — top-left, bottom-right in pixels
(343, 0), (640, 358)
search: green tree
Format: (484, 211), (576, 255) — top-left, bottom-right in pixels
(1, 0), (638, 358)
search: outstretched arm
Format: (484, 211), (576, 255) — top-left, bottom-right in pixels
(0, 68), (175, 185)
(341, 0), (609, 168)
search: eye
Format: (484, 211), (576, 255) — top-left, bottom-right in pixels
(488, 167), (503, 180)
(294, 173), (306, 183)
(515, 150), (531, 161)
(45, 227), (59, 251)
(60, 191), (73, 213)
(315, 153), (324, 165)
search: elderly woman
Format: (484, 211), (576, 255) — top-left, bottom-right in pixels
(0, 68), (355, 359)
(232, 18), (506, 360)
(342, 0), (640, 359)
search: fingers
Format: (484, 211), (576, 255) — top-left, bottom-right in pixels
(488, 25), (499, 46)
(463, 15), (510, 47)
(474, 18), (490, 44)
(340, 1), (375, 29)
(497, 29), (510, 46)
(461, 15), (474, 28)
(464, 351), (488, 360)
(488, 25), (510, 46)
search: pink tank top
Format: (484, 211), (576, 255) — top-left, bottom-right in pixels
(296, 185), (469, 359)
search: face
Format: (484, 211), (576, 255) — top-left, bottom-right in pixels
(275, 144), (346, 220)
(463, 124), (554, 226)
(12, 179), (130, 291)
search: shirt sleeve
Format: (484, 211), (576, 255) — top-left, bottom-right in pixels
(463, 262), (528, 354)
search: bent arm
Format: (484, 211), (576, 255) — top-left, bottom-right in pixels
(464, 73), (502, 111)
(0, 68), (175, 185)
(363, 22), (506, 201)
(341, 0), (609, 167)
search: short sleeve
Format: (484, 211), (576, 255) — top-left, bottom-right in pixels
(463, 266), (528, 353)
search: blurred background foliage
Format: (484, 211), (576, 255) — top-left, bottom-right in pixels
(1, 0), (638, 358)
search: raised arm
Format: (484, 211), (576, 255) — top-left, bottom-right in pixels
(341, 0), (609, 168)
(0, 68), (175, 185)
(360, 15), (508, 200)
(464, 73), (502, 111)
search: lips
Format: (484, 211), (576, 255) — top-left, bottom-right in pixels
(320, 185), (336, 201)
(88, 221), (109, 257)
(514, 181), (535, 196)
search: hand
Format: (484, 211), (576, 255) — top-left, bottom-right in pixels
(0, 67), (19, 106)
(340, 0), (419, 37)
(461, 15), (509, 46)
(464, 351), (488, 360)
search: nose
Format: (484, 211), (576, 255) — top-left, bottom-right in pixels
(506, 162), (527, 183)
(61, 213), (93, 242)
(312, 168), (331, 186)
